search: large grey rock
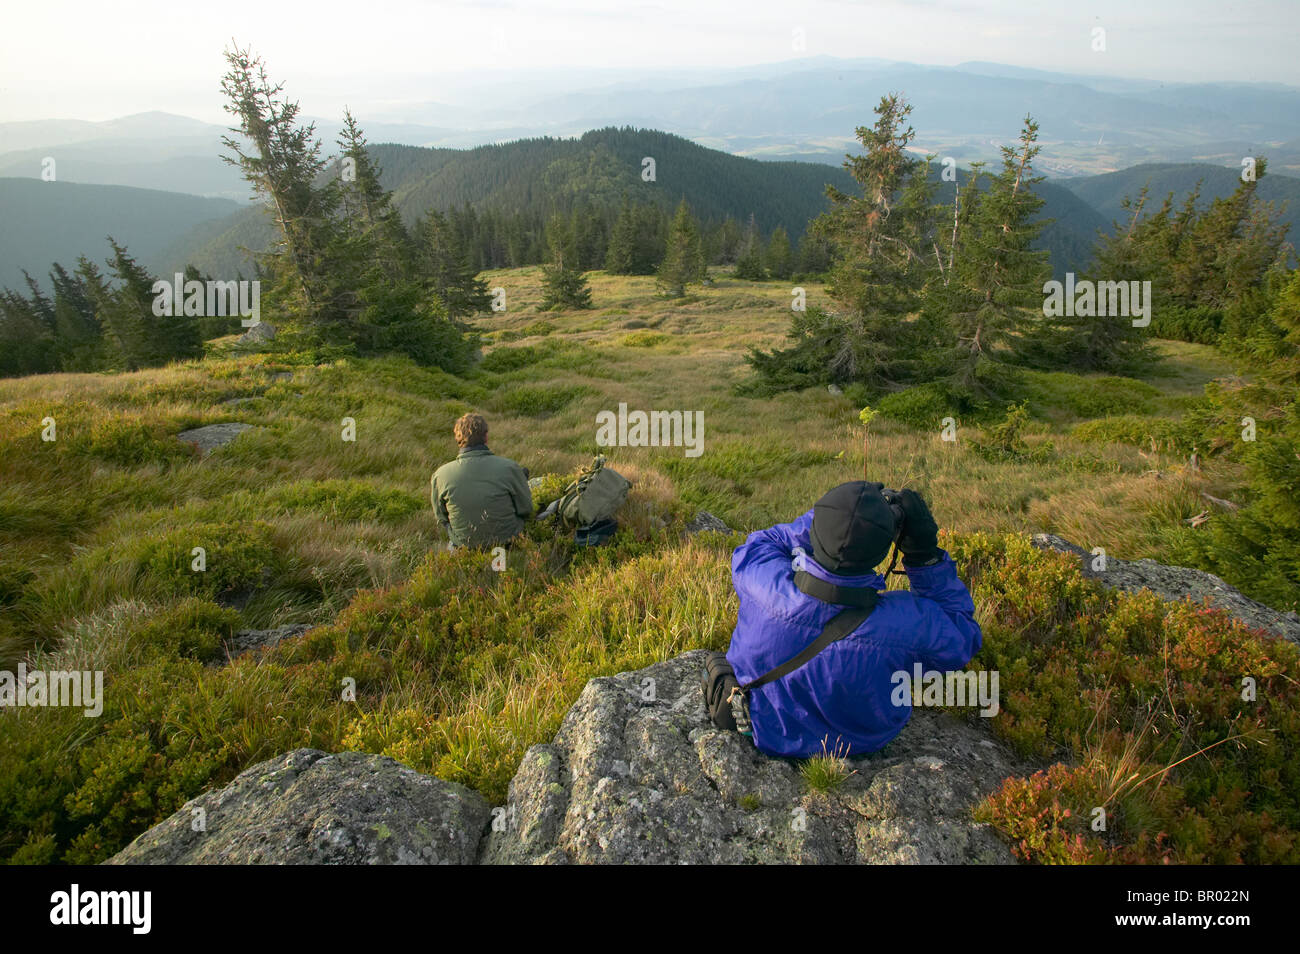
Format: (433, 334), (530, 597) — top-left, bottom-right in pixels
(108, 749), (490, 865)
(481, 650), (1022, 864)
(237, 321), (276, 345)
(1032, 533), (1300, 644)
(177, 422), (257, 455)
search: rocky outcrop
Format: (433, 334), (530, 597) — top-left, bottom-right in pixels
(1032, 533), (1300, 644)
(110, 652), (1024, 865)
(481, 650), (1021, 864)
(108, 749), (489, 865)
(105, 533), (1300, 865)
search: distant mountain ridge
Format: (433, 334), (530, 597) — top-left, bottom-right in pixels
(3, 56), (1297, 185)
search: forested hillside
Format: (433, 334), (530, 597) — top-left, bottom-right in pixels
(154, 128), (862, 278)
(0, 178), (239, 289)
(153, 127), (1106, 281)
(1061, 162), (1300, 245)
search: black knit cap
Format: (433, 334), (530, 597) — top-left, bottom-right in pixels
(810, 481), (897, 575)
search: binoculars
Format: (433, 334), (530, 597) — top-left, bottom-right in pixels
(881, 488), (907, 536)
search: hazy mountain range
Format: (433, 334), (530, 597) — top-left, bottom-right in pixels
(3, 56), (1297, 192)
(1, 56), (1295, 290)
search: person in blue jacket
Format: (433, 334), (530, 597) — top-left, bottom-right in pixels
(723, 481), (982, 758)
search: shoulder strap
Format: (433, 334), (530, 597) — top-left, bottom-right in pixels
(792, 570), (878, 607)
(741, 594), (877, 693)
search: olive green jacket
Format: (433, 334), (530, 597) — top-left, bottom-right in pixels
(431, 445), (532, 548)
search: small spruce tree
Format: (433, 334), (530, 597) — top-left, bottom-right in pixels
(656, 199), (706, 297)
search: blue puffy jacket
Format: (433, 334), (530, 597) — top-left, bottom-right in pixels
(725, 509), (982, 758)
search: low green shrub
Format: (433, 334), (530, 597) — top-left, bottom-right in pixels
(272, 480), (424, 524)
(131, 598), (242, 662)
(622, 331), (670, 348)
(1020, 371), (1162, 418)
(1152, 305), (1224, 345)
(876, 382), (956, 430)
(969, 403), (1055, 463)
(495, 384), (592, 417)
(480, 346), (541, 374)
(1071, 414), (1189, 453)
(521, 321), (556, 337)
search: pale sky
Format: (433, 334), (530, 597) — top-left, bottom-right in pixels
(2, 0), (1297, 123)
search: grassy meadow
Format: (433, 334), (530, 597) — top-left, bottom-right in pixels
(2, 267), (1296, 864)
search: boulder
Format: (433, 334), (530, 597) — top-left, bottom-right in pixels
(1032, 533), (1300, 644)
(237, 321), (276, 345)
(177, 422), (257, 455)
(223, 623), (313, 661)
(481, 650), (1022, 864)
(686, 511), (732, 535)
(108, 749), (490, 865)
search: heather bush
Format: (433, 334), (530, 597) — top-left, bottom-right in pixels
(952, 533), (1300, 863)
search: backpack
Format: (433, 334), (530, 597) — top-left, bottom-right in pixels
(574, 517), (619, 547)
(554, 455), (631, 528)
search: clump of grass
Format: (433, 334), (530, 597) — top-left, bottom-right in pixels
(800, 743), (854, 793)
(270, 479), (424, 523)
(31, 519), (279, 636)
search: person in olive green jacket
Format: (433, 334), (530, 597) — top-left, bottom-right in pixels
(431, 413), (533, 549)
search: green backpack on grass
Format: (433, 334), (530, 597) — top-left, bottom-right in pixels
(554, 455), (632, 528)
